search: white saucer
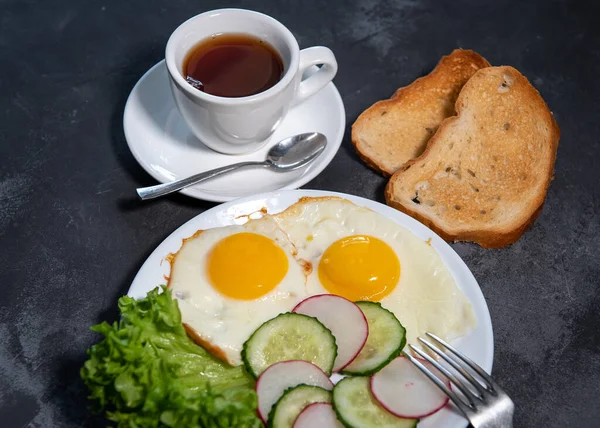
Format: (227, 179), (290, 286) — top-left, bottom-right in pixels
(123, 60), (346, 202)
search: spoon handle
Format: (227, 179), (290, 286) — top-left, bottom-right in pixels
(136, 161), (268, 200)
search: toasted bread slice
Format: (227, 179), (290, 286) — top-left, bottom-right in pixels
(385, 66), (560, 248)
(352, 49), (491, 176)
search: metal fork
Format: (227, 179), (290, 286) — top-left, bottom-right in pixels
(403, 332), (514, 428)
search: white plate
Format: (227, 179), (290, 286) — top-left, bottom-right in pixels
(123, 61), (346, 202)
(129, 189), (493, 428)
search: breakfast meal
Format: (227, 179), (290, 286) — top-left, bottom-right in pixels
(353, 51), (560, 248)
(82, 197), (478, 427)
(86, 11), (531, 425)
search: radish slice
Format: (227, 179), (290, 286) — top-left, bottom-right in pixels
(256, 360), (334, 423)
(370, 356), (450, 418)
(293, 294), (368, 371)
(293, 402), (344, 428)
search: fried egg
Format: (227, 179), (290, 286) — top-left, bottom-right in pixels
(274, 197), (477, 347)
(168, 216), (309, 366)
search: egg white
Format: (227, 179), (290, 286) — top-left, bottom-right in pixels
(168, 216), (309, 366)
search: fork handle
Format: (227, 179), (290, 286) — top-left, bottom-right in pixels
(136, 161), (268, 200)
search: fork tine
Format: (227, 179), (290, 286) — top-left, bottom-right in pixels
(426, 332), (495, 392)
(402, 350), (471, 417)
(418, 337), (487, 399)
(409, 344), (478, 409)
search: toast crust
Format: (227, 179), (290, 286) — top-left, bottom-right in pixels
(385, 66), (560, 248)
(352, 49), (491, 176)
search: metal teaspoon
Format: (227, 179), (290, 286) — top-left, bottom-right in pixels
(136, 132), (327, 200)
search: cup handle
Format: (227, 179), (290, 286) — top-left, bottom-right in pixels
(294, 46), (338, 105)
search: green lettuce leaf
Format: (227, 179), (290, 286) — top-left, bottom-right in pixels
(81, 286), (262, 428)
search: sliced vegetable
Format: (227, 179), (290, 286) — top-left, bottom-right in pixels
(269, 384), (332, 428)
(242, 312), (337, 378)
(370, 356), (450, 418)
(293, 402), (344, 428)
(256, 360), (333, 423)
(332, 376), (418, 428)
(293, 294), (368, 372)
(340, 302), (406, 376)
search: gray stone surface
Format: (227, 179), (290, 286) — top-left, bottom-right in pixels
(1, 0), (599, 426)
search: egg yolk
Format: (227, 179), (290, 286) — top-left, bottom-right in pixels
(318, 235), (400, 301)
(207, 232), (288, 300)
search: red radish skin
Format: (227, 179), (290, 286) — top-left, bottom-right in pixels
(255, 360), (334, 423)
(292, 294), (369, 371)
(293, 402), (344, 428)
(370, 356), (450, 419)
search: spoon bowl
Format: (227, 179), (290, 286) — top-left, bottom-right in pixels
(266, 132), (327, 170)
(136, 132), (327, 200)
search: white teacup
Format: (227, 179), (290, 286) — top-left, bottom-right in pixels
(165, 8), (338, 155)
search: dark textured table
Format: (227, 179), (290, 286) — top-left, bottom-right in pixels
(2, 0), (599, 426)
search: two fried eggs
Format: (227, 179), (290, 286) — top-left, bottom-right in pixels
(168, 197), (476, 366)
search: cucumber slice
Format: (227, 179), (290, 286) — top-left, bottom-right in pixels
(242, 312), (337, 378)
(333, 376), (418, 428)
(340, 302), (406, 376)
(269, 384), (332, 428)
